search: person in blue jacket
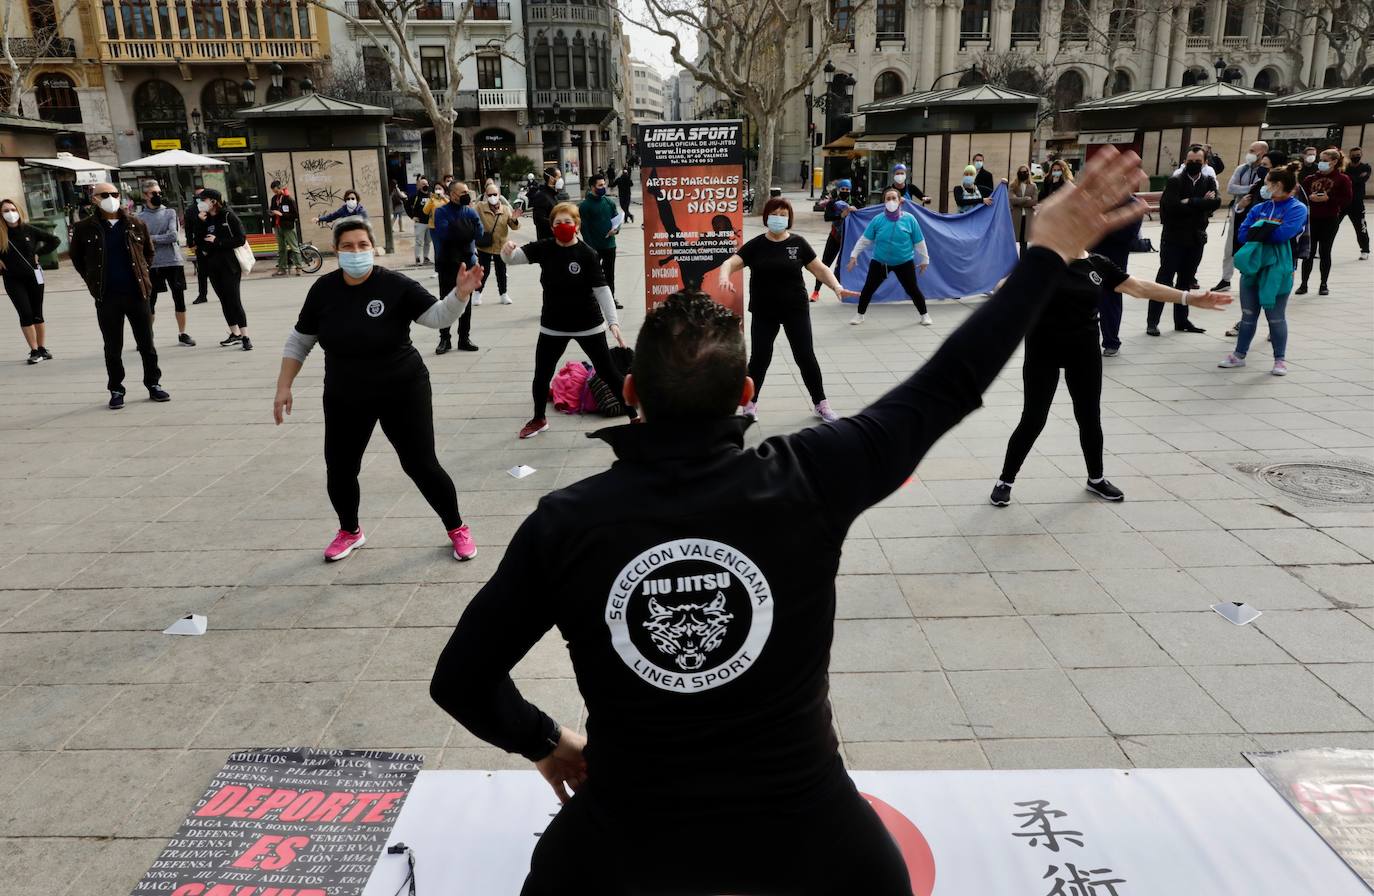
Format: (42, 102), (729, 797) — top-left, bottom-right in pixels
(316, 189), (368, 224)
(1219, 161), (1309, 377)
(810, 178), (853, 301)
(845, 186), (931, 326)
(432, 180), (484, 354)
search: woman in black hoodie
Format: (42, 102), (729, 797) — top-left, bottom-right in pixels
(195, 188), (252, 350)
(0, 199), (61, 364)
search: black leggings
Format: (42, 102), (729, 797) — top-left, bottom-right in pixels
(1342, 202), (1369, 253)
(749, 304), (826, 404)
(5, 277), (44, 326)
(857, 259), (926, 315)
(813, 231), (841, 292)
(521, 782), (913, 896)
(999, 338), (1104, 483)
(207, 258), (246, 328)
(438, 260), (474, 341)
(478, 252), (507, 295)
(1301, 216), (1340, 287)
(532, 331), (629, 419)
(323, 374), (460, 533)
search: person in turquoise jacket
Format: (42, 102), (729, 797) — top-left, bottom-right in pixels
(1219, 162), (1309, 377)
(578, 173), (623, 309)
(845, 186), (931, 326)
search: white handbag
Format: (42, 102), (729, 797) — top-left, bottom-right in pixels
(233, 241), (255, 275)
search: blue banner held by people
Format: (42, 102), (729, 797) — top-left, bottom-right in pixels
(840, 184), (1019, 302)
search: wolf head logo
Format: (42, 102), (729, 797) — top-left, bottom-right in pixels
(643, 592), (734, 671)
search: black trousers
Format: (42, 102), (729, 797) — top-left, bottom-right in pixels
(5, 277), (44, 327)
(1342, 201), (1370, 253)
(813, 231), (841, 292)
(618, 196), (633, 221)
(857, 259), (926, 315)
(478, 252), (507, 294)
(149, 266), (187, 315)
(520, 781), (913, 896)
(1096, 245), (1128, 351)
(206, 258), (246, 328)
(96, 293), (161, 393)
(999, 337), (1103, 483)
(597, 246), (617, 295)
(323, 373), (460, 533)
(1147, 241), (1202, 327)
(437, 261), (474, 341)
(749, 304), (826, 404)
(532, 331), (628, 419)
(193, 252), (209, 301)
(1301, 216), (1341, 286)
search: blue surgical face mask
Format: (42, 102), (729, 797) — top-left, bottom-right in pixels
(1317, 161), (1331, 172)
(962, 175), (976, 187)
(1260, 184), (1274, 200)
(338, 250), (374, 278)
(765, 215), (789, 234)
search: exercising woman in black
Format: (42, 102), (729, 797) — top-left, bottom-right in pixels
(274, 217), (484, 562)
(0, 199), (60, 364)
(990, 247), (1231, 506)
(502, 201), (634, 440)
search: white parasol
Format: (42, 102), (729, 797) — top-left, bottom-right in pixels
(120, 149), (231, 168)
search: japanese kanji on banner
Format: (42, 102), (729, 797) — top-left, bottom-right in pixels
(362, 767), (1370, 895)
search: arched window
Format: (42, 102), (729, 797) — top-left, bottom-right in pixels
(133, 78), (187, 150)
(533, 32), (552, 90)
(1253, 68), (1279, 92)
(959, 67), (987, 87)
(873, 71), (903, 101)
(1110, 68), (1131, 94)
(553, 31), (570, 90)
(588, 35), (601, 89)
(1011, 0), (1040, 39)
(1054, 70), (1084, 109)
(961, 0), (991, 40)
(1181, 66), (1208, 86)
(202, 78), (246, 145)
(572, 31), (587, 89)
(35, 72), (81, 124)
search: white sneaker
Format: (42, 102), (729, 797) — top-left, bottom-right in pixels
(500, 293), (512, 305)
(473, 292), (482, 306)
(920, 313), (933, 326)
(850, 313), (865, 325)
(1361, 252), (1370, 261)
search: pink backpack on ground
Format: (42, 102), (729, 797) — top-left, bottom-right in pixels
(549, 361), (592, 414)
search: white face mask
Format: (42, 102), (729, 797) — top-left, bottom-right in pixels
(554, 178), (565, 191)
(197, 200), (211, 214)
(99, 196), (121, 214)
(884, 199), (900, 213)
(2, 211), (18, 225)
(1305, 154), (1317, 164)
(344, 199), (358, 211)
(1245, 153), (1257, 165)
(893, 174), (906, 185)
(486, 194), (501, 207)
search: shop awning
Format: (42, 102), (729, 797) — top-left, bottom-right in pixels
(1261, 124), (1341, 140)
(853, 133), (906, 151)
(822, 134), (856, 152)
(22, 151), (117, 173)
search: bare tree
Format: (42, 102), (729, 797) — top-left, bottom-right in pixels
(311, 50), (376, 105)
(1264, 0), (1373, 89)
(1, 0), (81, 116)
(620, 0), (871, 197)
(306, 0), (522, 175)
(1058, 0), (1197, 97)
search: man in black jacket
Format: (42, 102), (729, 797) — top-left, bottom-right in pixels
(430, 148), (1147, 896)
(1147, 144), (1218, 336)
(528, 166), (567, 241)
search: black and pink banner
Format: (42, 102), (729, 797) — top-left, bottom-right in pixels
(131, 749), (421, 896)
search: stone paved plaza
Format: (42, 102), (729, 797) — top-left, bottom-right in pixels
(0, 199), (1371, 893)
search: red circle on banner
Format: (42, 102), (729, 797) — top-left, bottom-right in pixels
(861, 792), (937, 896)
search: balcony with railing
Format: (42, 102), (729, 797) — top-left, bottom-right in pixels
(532, 88), (613, 109)
(98, 36), (321, 62)
(527, 3), (612, 27)
(345, 0), (457, 18)
(1259, 34), (1285, 48)
(1221, 35), (1248, 48)
(1185, 35), (1210, 48)
(478, 87), (526, 109)
(471, 2), (512, 21)
(7, 36), (77, 58)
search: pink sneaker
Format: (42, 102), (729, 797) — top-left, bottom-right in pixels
(1271, 359), (1288, 376)
(449, 524), (476, 561)
(814, 399), (839, 422)
(323, 528), (365, 562)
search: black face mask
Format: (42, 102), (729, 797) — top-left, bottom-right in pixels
(418, 185), (429, 194)
(458, 193), (471, 205)
(838, 191), (850, 200)
(149, 193), (164, 207)
(1352, 155), (1363, 163)
(1184, 161), (1203, 176)
(1017, 171), (1029, 181)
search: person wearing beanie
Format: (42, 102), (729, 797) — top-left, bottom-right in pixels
(885, 163), (928, 204)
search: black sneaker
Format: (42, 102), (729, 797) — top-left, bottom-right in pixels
(109, 390), (125, 410)
(1175, 323), (1206, 333)
(1085, 479), (1124, 501)
(1146, 324), (1160, 337)
(990, 482), (1012, 506)
(1318, 284), (1329, 296)
(457, 339), (479, 352)
(1102, 347), (1119, 357)
(38, 347), (51, 360)
(1295, 283), (1308, 295)
(178, 333), (196, 346)
(192, 296), (208, 304)
(1212, 279), (1230, 291)
(436, 334), (451, 355)
(219, 333), (242, 346)
(148, 384), (171, 402)
(614, 301), (624, 310)
(26, 350), (41, 365)
(240, 336), (253, 351)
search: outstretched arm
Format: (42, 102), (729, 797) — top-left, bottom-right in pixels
(1116, 276), (1232, 310)
(788, 149), (1147, 525)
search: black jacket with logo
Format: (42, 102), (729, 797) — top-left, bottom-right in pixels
(1159, 169), (1220, 247)
(432, 248), (1070, 817)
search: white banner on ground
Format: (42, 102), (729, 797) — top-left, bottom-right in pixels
(362, 768), (1368, 895)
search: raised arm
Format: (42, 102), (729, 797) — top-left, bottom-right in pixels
(787, 149), (1146, 524)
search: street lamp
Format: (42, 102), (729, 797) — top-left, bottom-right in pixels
(189, 108), (205, 154)
(1214, 57), (1227, 82)
(269, 62), (284, 90)
(240, 78), (256, 106)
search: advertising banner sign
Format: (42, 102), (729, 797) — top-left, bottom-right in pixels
(639, 119), (745, 317)
(132, 748), (422, 896)
(1248, 748), (1374, 889)
(362, 768), (1370, 895)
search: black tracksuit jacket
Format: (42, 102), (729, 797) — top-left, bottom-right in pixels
(431, 248), (1069, 817)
